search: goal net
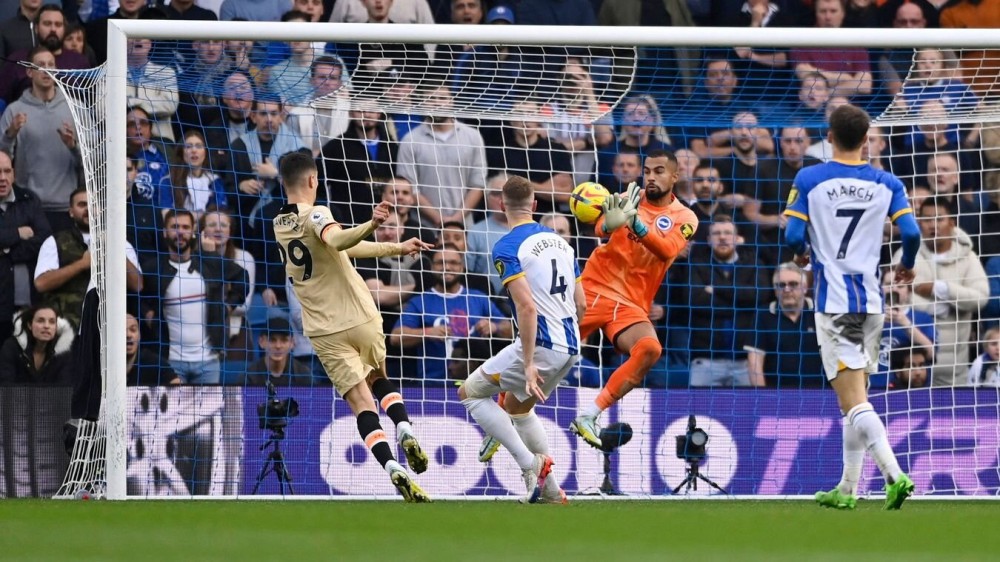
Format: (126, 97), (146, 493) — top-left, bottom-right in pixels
(49, 21), (1000, 500)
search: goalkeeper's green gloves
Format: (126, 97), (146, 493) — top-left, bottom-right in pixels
(600, 192), (636, 235)
(624, 181), (648, 238)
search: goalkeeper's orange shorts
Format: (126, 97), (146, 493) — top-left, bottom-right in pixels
(579, 289), (651, 347)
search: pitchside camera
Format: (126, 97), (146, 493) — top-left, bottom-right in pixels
(672, 414), (727, 495)
(257, 382), (300, 431)
(253, 382), (299, 495)
(675, 415), (708, 461)
(600, 422), (633, 453)
(598, 422), (633, 496)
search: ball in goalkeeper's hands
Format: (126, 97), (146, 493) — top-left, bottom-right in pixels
(570, 182), (610, 224)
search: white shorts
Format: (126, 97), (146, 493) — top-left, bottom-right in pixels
(465, 340), (579, 402)
(815, 312), (884, 381)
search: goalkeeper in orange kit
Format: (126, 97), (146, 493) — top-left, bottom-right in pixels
(570, 149), (698, 448)
(478, 149), (697, 461)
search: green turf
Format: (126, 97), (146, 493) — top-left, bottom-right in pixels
(2, 499), (998, 561)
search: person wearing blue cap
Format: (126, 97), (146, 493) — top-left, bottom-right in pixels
(452, 3), (547, 111)
(486, 5), (514, 24)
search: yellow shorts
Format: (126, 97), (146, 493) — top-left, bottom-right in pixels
(310, 316), (387, 396)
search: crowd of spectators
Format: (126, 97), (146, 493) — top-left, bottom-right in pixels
(0, 0), (999, 390)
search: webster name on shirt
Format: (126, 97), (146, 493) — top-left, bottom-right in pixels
(530, 237), (571, 257)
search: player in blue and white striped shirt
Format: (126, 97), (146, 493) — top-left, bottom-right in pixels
(458, 176), (585, 504)
(490, 223), (582, 359)
(784, 104), (921, 511)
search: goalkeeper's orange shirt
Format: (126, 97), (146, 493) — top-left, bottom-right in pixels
(582, 193), (698, 312)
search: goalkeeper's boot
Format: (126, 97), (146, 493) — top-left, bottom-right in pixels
(539, 475), (568, 505)
(399, 432), (429, 474)
(478, 434), (501, 463)
(814, 488), (857, 510)
(883, 473), (915, 511)
(389, 463), (431, 503)
(521, 454), (554, 504)
(570, 414), (602, 449)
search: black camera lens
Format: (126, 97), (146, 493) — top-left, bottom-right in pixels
(258, 392), (300, 431)
(676, 416), (708, 461)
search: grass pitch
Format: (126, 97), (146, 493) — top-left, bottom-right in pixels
(2, 499), (998, 561)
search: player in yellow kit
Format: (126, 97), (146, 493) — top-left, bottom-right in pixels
(273, 151), (433, 502)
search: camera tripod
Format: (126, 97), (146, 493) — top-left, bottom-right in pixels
(252, 428), (295, 495)
(672, 458), (727, 495)
(599, 450), (625, 496)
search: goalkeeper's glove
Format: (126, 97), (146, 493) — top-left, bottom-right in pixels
(624, 181), (649, 238)
(630, 215), (649, 238)
(625, 181), (642, 209)
(601, 193), (636, 234)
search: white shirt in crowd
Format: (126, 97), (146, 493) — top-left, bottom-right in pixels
(968, 353), (1000, 387)
(183, 173), (217, 214)
(286, 101), (351, 156)
(33, 232), (142, 294)
(806, 139), (833, 162)
(163, 259), (213, 362)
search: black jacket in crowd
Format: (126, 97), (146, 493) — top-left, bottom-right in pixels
(319, 121), (398, 226)
(141, 249), (249, 357)
(670, 246), (770, 360)
(0, 313), (73, 385)
(0, 186), (51, 341)
(129, 348), (179, 386)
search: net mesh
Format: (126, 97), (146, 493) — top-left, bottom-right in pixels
(38, 64), (111, 499)
(313, 44), (635, 123)
(56, 419), (106, 499)
(39, 34), (1000, 499)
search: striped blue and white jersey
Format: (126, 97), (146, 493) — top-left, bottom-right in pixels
(784, 160), (912, 314)
(492, 221), (581, 355)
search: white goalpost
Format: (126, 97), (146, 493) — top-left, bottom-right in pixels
(52, 20), (1000, 500)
